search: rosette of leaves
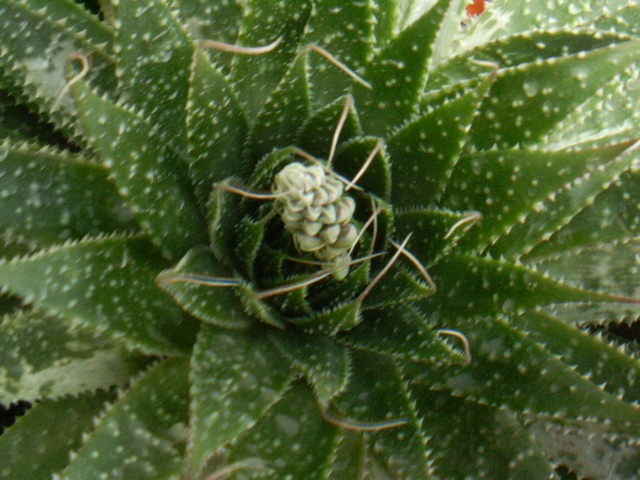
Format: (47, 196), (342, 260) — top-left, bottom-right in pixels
(1, 0), (640, 479)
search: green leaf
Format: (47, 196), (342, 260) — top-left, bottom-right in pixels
(421, 314), (640, 423)
(442, 142), (635, 252)
(57, 357), (190, 480)
(355, 0), (452, 136)
(0, 391), (115, 480)
(247, 52), (310, 162)
(225, 380), (338, 480)
(229, 0), (312, 119)
(429, 29), (629, 91)
(113, 0), (192, 151)
(371, 0), (400, 45)
(289, 300), (361, 335)
(361, 265), (434, 309)
(407, 384), (557, 480)
(325, 429), (369, 480)
(296, 94), (363, 161)
(268, 330), (349, 406)
(333, 136), (391, 201)
(0, 309), (145, 404)
(469, 40), (640, 150)
(489, 141), (638, 259)
(187, 50), (249, 204)
(206, 178), (244, 266)
(393, 208), (480, 267)
(530, 239), (640, 299)
(331, 350), (432, 479)
(388, 72), (493, 207)
(0, 87), (67, 146)
(0, 140), (137, 248)
(0, 234), (196, 355)
(339, 304), (458, 364)
(525, 167), (640, 259)
(156, 246), (254, 329)
(514, 310), (640, 405)
(544, 65), (640, 149)
(0, 0), (115, 136)
(594, 4), (640, 38)
(301, 0), (375, 109)
(188, 325), (296, 470)
(424, 253), (628, 321)
(236, 284), (288, 329)
(233, 215), (267, 279)
(167, 0), (244, 72)
(71, 80), (208, 261)
(458, 0), (633, 51)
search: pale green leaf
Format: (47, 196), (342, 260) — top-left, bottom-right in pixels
(0, 309), (145, 404)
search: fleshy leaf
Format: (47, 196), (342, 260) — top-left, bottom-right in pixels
(407, 383), (557, 480)
(156, 246), (254, 329)
(229, 0), (312, 119)
(0, 86), (67, 146)
(514, 309), (640, 405)
(71, 79), (208, 261)
(113, 0), (192, 151)
(393, 208), (480, 267)
(188, 325), (296, 470)
(289, 300), (361, 335)
(325, 429), (369, 480)
(489, 141), (639, 259)
(531, 239), (640, 299)
(424, 253), (632, 321)
(469, 40), (640, 150)
(268, 330), (349, 406)
(338, 304), (458, 364)
(457, 0), (633, 52)
(420, 314), (640, 422)
(429, 29), (629, 91)
(0, 140), (137, 248)
(167, 0), (243, 72)
(186, 49), (249, 204)
(0, 0), (115, 137)
(594, 4), (640, 38)
(296, 94), (363, 160)
(525, 167), (640, 259)
(206, 178), (243, 266)
(331, 350), (432, 479)
(247, 52), (310, 162)
(361, 265), (434, 310)
(332, 136), (391, 201)
(56, 357), (190, 480)
(544, 64), (640, 149)
(0, 391), (115, 480)
(301, 0), (375, 108)
(442, 142), (635, 252)
(0, 309), (145, 404)
(0, 234), (196, 355)
(388, 72), (493, 207)
(355, 0), (452, 136)
(225, 380), (338, 480)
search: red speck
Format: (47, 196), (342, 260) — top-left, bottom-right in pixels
(466, 0), (486, 17)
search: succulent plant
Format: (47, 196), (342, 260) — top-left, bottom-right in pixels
(1, 0), (640, 478)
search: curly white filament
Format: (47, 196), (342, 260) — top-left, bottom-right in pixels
(198, 36), (282, 55)
(438, 329), (472, 364)
(53, 53), (89, 109)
